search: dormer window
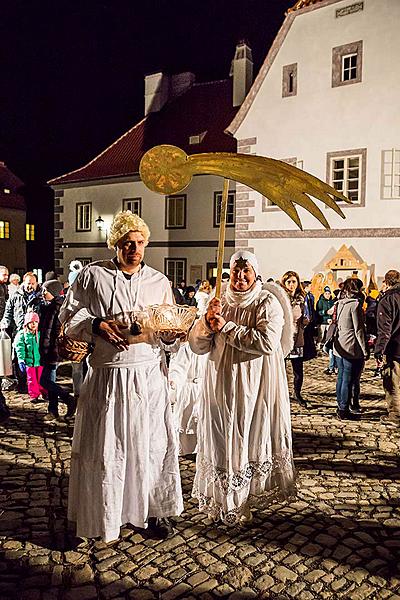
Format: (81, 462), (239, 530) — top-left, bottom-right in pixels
(189, 131), (207, 145)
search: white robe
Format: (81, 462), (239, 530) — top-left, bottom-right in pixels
(188, 282), (295, 524)
(59, 260), (183, 541)
(168, 341), (208, 455)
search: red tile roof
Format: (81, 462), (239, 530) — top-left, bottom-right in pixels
(49, 79), (238, 185)
(0, 163), (25, 210)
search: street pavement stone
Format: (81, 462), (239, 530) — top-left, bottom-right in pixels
(0, 357), (400, 598)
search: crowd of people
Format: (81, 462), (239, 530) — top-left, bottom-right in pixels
(0, 264), (84, 423)
(0, 208), (399, 544)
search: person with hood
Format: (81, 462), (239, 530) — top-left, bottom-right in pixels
(68, 260), (84, 286)
(333, 278), (368, 420)
(8, 273), (20, 297)
(39, 279), (76, 421)
(189, 251), (295, 524)
(13, 312), (46, 402)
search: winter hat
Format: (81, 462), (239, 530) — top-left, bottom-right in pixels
(229, 251), (259, 276)
(42, 279), (63, 298)
(24, 311), (39, 326)
(323, 286), (331, 292)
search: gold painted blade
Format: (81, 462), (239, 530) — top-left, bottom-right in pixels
(139, 145), (351, 229)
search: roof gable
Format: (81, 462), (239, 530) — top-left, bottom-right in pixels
(49, 79), (237, 186)
(226, 0), (344, 136)
(0, 163), (25, 210)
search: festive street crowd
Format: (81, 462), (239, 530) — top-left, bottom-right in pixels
(0, 209), (399, 546)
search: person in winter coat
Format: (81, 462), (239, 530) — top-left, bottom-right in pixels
(39, 279), (76, 421)
(183, 286), (197, 307)
(316, 287), (335, 349)
(13, 312), (47, 402)
(8, 273), (20, 297)
(374, 269), (400, 428)
(1, 271), (42, 393)
(281, 271), (311, 408)
(333, 278), (368, 420)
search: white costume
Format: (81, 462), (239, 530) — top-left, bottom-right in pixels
(189, 279), (295, 524)
(195, 290), (210, 316)
(168, 341), (208, 455)
(59, 259), (183, 541)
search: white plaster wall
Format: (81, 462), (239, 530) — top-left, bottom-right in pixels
(252, 236), (399, 283)
(58, 173), (234, 280)
(236, 0), (400, 231)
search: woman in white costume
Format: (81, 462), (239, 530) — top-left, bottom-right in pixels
(189, 251), (295, 524)
(168, 341), (208, 455)
(59, 211), (183, 542)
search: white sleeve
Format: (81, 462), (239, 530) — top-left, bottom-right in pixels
(220, 295), (284, 356)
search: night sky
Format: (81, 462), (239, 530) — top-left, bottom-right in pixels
(0, 0), (294, 189)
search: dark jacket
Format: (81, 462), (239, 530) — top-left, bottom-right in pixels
(316, 294), (335, 325)
(375, 284), (400, 361)
(0, 282), (8, 320)
(2, 286), (42, 337)
(39, 296), (64, 365)
(333, 297), (368, 360)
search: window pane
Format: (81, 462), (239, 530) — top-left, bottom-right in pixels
(348, 158), (359, 168)
(334, 160), (344, 169)
(348, 191), (359, 202)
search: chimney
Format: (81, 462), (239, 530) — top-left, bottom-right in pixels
(144, 72), (170, 115)
(231, 41), (253, 107)
(169, 72), (195, 99)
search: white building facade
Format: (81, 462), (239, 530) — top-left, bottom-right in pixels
(50, 43), (254, 285)
(228, 0), (400, 283)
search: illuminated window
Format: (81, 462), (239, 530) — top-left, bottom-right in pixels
(3, 188), (10, 194)
(0, 221), (10, 239)
(26, 224), (35, 241)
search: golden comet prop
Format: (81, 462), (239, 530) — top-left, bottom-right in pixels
(139, 144), (351, 294)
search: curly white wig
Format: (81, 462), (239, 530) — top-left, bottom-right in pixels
(107, 210), (151, 249)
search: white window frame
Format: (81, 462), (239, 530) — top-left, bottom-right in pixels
(381, 149), (400, 199)
(76, 203), (92, 232)
(123, 197), (142, 216)
(327, 148), (367, 207)
(214, 191), (235, 227)
(165, 195), (186, 229)
(341, 53), (358, 82)
(165, 258), (186, 287)
(331, 155), (361, 203)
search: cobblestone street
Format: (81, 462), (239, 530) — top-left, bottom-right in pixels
(0, 357), (399, 599)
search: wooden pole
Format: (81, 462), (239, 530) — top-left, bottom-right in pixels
(215, 178), (230, 298)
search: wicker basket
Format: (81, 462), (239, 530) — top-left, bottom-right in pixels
(57, 323), (90, 363)
(146, 303), (197, 334)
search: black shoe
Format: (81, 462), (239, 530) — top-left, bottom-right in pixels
(349, 403), (361, 414)
(65, 396), (77, 419)
(147, 517), (175, 539)
(295, 395), (308, 408)
(337, 409), (359, 421)
(324, 368), (334, 375)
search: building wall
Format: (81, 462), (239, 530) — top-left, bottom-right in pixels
(0, 208), (26, 272)
(54, 173), (235, 282)
(234, 0), (400, 279)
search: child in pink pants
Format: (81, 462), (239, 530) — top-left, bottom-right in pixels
(13, 312), (47, 401)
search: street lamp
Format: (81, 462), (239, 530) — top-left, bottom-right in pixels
(95, 215), (105, 232)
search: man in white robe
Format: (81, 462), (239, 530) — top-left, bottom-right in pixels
(59, 210), (183, 542)
(189, 251), (295, 524)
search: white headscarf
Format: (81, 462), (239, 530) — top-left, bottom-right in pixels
(229, 250), (259, 276)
